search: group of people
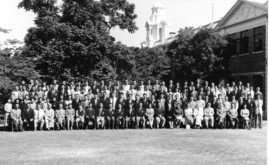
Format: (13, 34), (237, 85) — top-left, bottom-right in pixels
(2, 78), (264, 131)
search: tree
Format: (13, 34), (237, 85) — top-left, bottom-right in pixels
(131, 47), (170, 82)
(18, 0), (138, 82)
(167, 27), (229, 83)
(167, 27), (196, 81)
(0, 45), (40, 103)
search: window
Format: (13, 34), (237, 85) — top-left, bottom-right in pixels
(254, 26), (264, 52)
(159, 28), (162, 40)
(240, 30), (249, 54)
(228, 33), (240, 55)
(228, 34), (237, 55)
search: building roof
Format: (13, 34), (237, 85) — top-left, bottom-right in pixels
(216, 0), (268, 28)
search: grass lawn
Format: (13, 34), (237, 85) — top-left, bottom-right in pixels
(0, 123), (267, 165)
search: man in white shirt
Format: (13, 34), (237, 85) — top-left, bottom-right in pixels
(122, 80), (130, 99)
(254, 94), (263, 128)
(4, 99), (12, 127)
(34, 104), (45, 131)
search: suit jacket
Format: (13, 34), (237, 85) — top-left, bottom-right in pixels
(22, 108), (34, 121)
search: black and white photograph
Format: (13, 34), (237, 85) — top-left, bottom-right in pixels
(0, 0), (268, 164)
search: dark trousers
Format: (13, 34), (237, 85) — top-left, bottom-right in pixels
(23, 119), (34, 131)
(116, 117), (125, 129)
(85, 117), (96, 129)
(106, 117), (115, 129)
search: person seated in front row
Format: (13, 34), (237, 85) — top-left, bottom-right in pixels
(65, 104), (75, 130)
(115, 103), (125, 129)
(55, 103), (66, 130)
(241, 104), (250, 129)
(227, 103), (239, 129)
(76, 104), (85, 129)
(105, 103), (115, 129)
(174, 102), (184, 128)
(44, 103), (54, 131)
(125, 103), (135, 129)
(166, 102), (174, 129)
(10, 104), (23, 132)
(216, 103), (226, 129)
(136, 102), (145, 129)
(85, 103), (96, 129)
(203, 103), (214, 129)
(22, 103), (34, 131)
(194, 95), (205, 129)
(184, 104), (194, 128)
(96, 103), (105, 129)
(34, 104), (45, 131)
(145, 103), (155, 129)
(155, 102), (166, 129)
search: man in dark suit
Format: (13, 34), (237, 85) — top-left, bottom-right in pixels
(21, 103), (34, 130)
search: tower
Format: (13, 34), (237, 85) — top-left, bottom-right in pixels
(145, 0), (170, 47)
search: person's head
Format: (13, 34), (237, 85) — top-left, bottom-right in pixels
(232, 95), (236, 100)
(118, 103), (122, 109)
(158, 102), (162, 108)
(257, 94), (261, 100)
(15, 104), (20, 109)
(89, 103), (92, 108)
(143, 93), (147, 98)
(168, 102), (172, 109)
(198, 95), (202, 100)
(256, 87), (260, 91)
(243, 104), (247, 109)
(231, 103), (235, 109)
(190, 81), (194, 86)
(79, 104), (83, 110)
(129, 103), (133, 109)
(7, 98), (11, 103)
(207, 102), (211, 108)
(59, 103), (63, 109)
(190, 96), (194, 101)
(36, 104), (41, 110)
(148, 103), (152, 108)
(139, 102), (143, 108)
(120, 92), (124, 98)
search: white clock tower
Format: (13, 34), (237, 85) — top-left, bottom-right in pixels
(145, 0), (170, 47)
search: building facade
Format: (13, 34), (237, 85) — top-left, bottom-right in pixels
(215, 0), (268, 116)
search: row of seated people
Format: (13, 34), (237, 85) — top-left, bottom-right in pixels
(4, 92), (262, 131)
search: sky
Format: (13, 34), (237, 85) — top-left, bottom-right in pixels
(0, 0), (267, 47)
